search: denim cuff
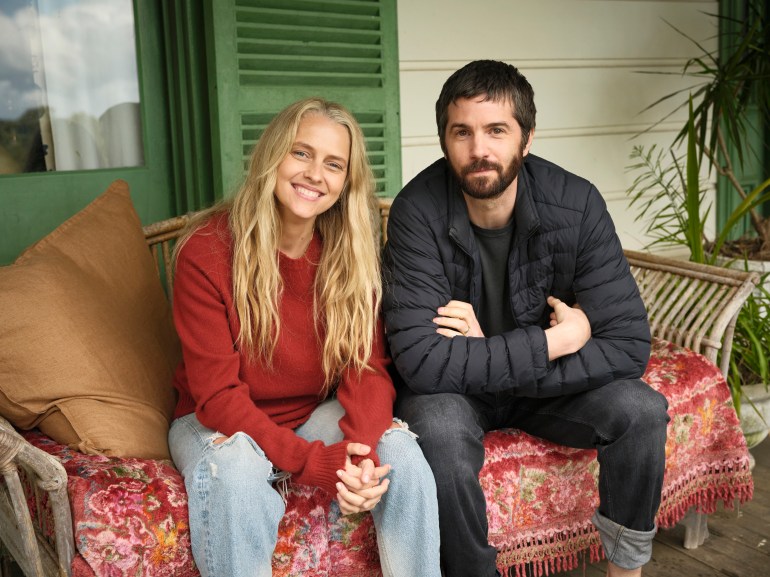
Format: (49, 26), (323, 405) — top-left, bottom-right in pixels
(591, 510), (657, 569)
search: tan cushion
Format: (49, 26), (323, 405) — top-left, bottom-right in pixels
(0, 180), (179, 459)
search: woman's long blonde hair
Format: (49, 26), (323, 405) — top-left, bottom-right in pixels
(176, 98), (381, 391)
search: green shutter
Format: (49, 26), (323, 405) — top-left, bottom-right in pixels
(204, 0), (401, 199)
(717, 0), (770, 238)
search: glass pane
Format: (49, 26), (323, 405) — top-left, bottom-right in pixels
(0, 0), (143, 174)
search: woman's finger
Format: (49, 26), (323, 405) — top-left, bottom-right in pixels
(337, 479), (390, 514)
(339, 478), (389, 504)
(337, 482), (365, 507)
(336, 493), (360, 515)
(359, 458), (375, 484)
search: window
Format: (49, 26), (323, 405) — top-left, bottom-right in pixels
(0, 0), (174, 266)
(0, 0), (143, 174)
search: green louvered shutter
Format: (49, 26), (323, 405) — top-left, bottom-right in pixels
(716, 0), (770, 238)
(204, 0), (401, 200)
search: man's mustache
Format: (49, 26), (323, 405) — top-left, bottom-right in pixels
(462, 160), (501, 175)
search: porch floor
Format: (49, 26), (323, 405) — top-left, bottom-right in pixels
(561, 438), (770, 577)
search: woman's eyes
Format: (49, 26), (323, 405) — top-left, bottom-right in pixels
(292, 150), (344, 171)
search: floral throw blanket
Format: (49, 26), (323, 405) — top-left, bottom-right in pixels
(21, 338), (753, 577)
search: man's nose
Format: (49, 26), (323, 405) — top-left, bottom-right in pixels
(469, 134), (489, 159)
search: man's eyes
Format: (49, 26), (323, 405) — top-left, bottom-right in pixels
(452, 127), (507, 137)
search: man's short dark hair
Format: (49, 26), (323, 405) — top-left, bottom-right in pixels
(435, 60), (536, 153)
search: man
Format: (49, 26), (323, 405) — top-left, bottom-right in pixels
(382, 60), (669, 577)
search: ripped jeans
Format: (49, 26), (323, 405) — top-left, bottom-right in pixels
(168, 399), (441, 577)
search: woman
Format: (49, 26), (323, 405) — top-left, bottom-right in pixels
(167, 98), (441, 577)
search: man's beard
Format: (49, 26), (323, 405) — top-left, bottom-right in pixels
(452, 153), (523, 200)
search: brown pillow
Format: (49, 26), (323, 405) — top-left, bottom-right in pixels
(0, 180), (179, 460)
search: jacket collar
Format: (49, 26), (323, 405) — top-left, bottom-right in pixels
(511, 164), (541, 247)
(446, 166), (475, 255)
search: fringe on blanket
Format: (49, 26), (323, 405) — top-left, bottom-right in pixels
(495, 522), (603, 577)
(656, 455), (754, 527)
(495, 455), (754, 577)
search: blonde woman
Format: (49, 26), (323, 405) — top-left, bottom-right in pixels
(167, 98), (441, 577)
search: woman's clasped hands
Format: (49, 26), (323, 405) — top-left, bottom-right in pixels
(336, 421), (403, 515)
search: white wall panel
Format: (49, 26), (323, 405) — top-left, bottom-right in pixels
(398, 1), (717, 61)
(397, 0), (718, 252)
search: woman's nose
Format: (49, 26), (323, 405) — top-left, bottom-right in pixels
(304, 161), (323, 182)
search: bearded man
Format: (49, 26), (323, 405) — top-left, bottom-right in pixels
(382, 60), (669, 577)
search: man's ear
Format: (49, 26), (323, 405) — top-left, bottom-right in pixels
(522, 129), (535, 157)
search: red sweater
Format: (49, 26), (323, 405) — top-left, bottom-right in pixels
(172, 214), (395, 495)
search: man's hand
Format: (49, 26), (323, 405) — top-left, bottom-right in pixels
(434, 300), (485, 338)
(336, 442), (391, 515)
(544, 296), (591, 360)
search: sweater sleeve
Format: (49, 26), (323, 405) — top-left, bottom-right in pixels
(173, 232), (347, 495)
(335, 316), (396, 467)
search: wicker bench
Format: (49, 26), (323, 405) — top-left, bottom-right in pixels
(0, 198), (758, 577)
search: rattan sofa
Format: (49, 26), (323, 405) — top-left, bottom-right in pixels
(0, 198), (759, 577)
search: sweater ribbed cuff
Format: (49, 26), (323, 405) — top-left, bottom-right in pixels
(301, 441), (349, 495)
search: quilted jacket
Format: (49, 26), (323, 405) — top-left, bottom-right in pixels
(382, 155), (651, 397)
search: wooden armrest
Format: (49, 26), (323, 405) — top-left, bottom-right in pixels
(624, 249), (760, 377)
(0, 416), (74, 577)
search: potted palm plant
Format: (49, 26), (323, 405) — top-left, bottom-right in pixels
(732, 282), (770, 447)
(626, 0), (770, 443)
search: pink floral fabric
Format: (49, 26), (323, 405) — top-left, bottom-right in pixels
(23, 338), (753, 577)
(21, 432), (381, 577)
(20, 435), (198, 577)
(482, 338), (754, 576)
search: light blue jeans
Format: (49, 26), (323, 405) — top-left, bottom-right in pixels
(168, 399), (441, 577)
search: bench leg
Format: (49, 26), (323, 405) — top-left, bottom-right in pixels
(681, 508), (709, 549)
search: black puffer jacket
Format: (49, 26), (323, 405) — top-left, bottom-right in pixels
(382, 155), (650, 397)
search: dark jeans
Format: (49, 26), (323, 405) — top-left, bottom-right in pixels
(395, 379), (669, 577)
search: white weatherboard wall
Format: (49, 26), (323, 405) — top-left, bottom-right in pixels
(397, 0), (718, 254)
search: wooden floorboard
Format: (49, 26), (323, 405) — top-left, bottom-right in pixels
(558, 439), (770, 577)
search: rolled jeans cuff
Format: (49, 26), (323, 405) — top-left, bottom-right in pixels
(591, 510), (657, 569)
